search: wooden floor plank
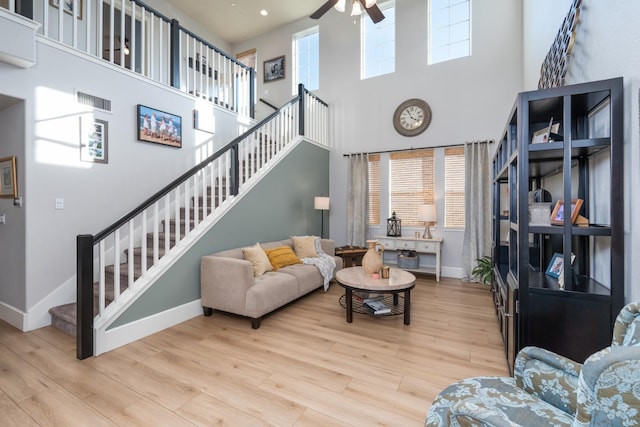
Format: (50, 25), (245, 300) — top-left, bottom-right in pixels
(0, 275), (508, 425)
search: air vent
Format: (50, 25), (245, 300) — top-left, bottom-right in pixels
(76, 91), (112, 112)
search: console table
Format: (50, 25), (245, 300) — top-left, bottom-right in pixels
(374, 236), (443, 281)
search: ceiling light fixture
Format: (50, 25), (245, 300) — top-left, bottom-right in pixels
(313, 0), (384, 23)
(350, 1), (361, 16)
(260, 9), (268, 16)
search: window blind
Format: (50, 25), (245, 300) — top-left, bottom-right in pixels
(390, 149), (434, 226)
(444, 146), (465, 227)
(368, 154), (381, 225)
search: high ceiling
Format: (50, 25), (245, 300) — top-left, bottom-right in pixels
(163, 0), (324, 45)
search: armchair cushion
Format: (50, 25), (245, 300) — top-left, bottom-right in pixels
(426, 377), (574, 427)
(514, 346), (581, 415)
(574, 346), (640, 426)
(612, 302), (640, 347)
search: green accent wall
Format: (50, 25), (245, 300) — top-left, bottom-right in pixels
(109, 141), (330, 328)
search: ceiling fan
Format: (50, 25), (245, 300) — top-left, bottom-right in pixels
(311, 0), (385, 24)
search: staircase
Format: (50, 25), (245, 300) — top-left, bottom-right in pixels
(47, 85), (328, 359)
(48, 184), (225, 336)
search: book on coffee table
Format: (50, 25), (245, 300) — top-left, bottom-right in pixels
(354, 292), (384, 303)
(364, 300), (391, 315)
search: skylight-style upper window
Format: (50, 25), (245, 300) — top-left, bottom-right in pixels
(293, 27), (320, 92)
(361, 1), (396, 79)
(429, 0), (471, 64)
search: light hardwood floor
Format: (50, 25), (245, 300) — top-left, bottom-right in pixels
(0, 275), (508, 426)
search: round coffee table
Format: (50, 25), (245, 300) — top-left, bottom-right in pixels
(335, 266), (416, 325)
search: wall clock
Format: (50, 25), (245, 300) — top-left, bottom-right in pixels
(393, 98), (432, 137)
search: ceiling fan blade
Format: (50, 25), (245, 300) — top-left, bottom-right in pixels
(359, 0), (385, 23)
(310, 0), (340, 19)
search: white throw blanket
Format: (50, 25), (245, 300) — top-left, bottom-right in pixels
(302, 237), (336, 291)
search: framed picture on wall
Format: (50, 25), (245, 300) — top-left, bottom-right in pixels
(0, 156), (17, 198)
(263, 55), (285, 82)
(80, 118), (108, 163)
(49, 0), (83, 20)
(137, 105), (182, 148)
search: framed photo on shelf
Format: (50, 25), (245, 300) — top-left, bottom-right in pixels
(545, 253), (564, 278)
(0, 156), (17, 198)
(137, 105), (182, 148)
(550, 198), (583, 225)
(49, 0), (83, 20)
(80, 118), (108, 163)
(531, 119), (560, 144)
(263, 55), (285, 82)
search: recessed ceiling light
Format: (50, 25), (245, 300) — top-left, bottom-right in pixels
(260, 9), (268, 16)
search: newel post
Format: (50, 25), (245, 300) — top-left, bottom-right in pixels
(249, 67), (256, 119)
(77, 234), (94, 360)
(298, 83), (305, 137)
(170, 19), (181, 89)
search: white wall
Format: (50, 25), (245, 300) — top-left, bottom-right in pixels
(523, 0), (640, 303)
(0, 39), (250, 326)
(232, 0), (523, 277)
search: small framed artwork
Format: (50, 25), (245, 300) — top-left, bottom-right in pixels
(0, 156), (17, 198)
(263, 55), (285, 83)
(137, 105), (182, 148)
(545, 253), (564, 278)
(49, 0), (83, 20)
(550, 198), (583, 225)
(531, 120), (560, 144)
(80, 118), (108, 163)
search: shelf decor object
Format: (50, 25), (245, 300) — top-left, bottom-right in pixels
(386, 211), (401, 237)
(550, 199), (583, 225)
(491, 77), (624, 371)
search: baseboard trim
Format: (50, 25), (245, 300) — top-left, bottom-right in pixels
(0, 301), (26, 330)
(94, 299), (203, 356)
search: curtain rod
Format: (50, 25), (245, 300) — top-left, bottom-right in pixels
(342, 140), (494, 157)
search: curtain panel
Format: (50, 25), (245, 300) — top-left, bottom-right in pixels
(347, 153), (369, 246)
(461, 141), (492, 281)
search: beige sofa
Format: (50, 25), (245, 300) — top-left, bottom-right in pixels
(201, 238), (343, 328)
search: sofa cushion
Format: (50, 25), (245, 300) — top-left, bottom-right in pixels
(292, 235), (318, 258)
(264, 246), (301, 270)
(279, 264), (324, 295)
(242, 243), (273, 277)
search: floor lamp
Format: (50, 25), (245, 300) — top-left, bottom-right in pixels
(314, 196), (330, 238)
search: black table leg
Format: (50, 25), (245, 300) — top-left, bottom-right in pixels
(393, 292), (399, 305)
(346, 288), (353, 323)
(403, 289), (411, 325)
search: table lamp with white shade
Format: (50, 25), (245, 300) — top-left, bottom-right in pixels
(418, 204), (437, 239)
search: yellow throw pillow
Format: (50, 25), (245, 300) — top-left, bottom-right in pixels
(242, 243), (273, 277)
(264, 246), (302, 270)
(292, 235), (318, 259)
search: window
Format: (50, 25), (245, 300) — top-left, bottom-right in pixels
(444, 146), (465, 227)
(429, 0), (471, 64)
(361, 1), (395, 79)
(293, 27), (319, 91)
(390, 150), (434, 226)
(368, 154), (381, 225)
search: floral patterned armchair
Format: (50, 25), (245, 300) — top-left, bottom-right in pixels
(426, 302), (640, 426)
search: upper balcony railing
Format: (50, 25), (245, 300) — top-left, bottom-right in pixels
(7, 0), (254, 117)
